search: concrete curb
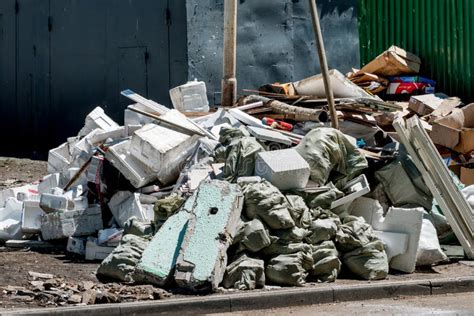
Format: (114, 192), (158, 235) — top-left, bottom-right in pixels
(4, 277), (474, 316)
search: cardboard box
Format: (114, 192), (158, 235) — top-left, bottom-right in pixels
(359, 46), (421, 77)
(448, 164), (474, 186)
(431, 104), (474, 154)
(408, 93), (449, 116)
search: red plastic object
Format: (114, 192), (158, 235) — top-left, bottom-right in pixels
(262, 117), (294, 131)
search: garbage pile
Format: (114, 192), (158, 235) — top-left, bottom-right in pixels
(1, 45), (473, 300)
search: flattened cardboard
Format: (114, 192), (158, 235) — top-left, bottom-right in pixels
(360, 46), (421, 77)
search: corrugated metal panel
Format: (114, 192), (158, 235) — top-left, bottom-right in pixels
(358, 0), (474, 102)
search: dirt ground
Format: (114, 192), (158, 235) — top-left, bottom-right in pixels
(1, 157), (474, 311)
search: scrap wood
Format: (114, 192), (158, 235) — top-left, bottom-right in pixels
(247, 95), (328, 122)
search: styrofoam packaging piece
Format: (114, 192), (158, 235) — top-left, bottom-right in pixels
(0, 198), (23, 241)
(129, 123), (199, 185)
(98, 228), (123, 247)
(170, 80), (210, 113)
(38, 173), (61, 194)
(254, 149), (310, 191)
(247, 126), (293, 146)
(21, 200), (45, 233)
(108, 191), (147, 227)
(85, 237), (115, 261)
(40, 193), (75, 213)
(67, 236), (87, 255)
(374, 231), (409, 262)
(124, 107), (154, 127)
(105, 139), (157, 189)
(331, 175), (371, 209)
(72, 128), (103, 158)
(86, 156), (104, 184)
(73, 197), (88, 211)
(78, 106), (120, 137)
(0, 184), (39, 207)
(47, 142), (72, 174)
(40, 205), (103, 241)
(88, 126), (126, 146)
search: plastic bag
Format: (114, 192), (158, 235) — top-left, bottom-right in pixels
(222, 255), (265, 290)
(265, 252), (314, 286)
(295, 127), (368, 187)
(286, 195), (312, 229)
(240, 180), (295, 230)
(342, 240), (389, 280)
(224, 137), (264, 182)
(234, 219), (272, 253)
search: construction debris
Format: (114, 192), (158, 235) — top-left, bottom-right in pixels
(2, 40), (473, 302)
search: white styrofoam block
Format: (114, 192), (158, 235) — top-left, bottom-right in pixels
(170, 80), (209, 113)
(38, 173), (61, 194)
(188, 168), (212, 191)
(254, 149), (310, 191)
(350, 198), (424, 273)
(98, 228), (123, 247)
(21, 200), (45, 233)
(331, 175), (371, 209)
(374, 207), (424, 273)
(86, 156), (104, 184)
(67, 237), (86, 255)
(40, 206), (103, 240)
(108, 191), (147, 227)
(85, 237), (115, 261)
(0, 198), (23, 241)
(129, 123), (199, 185)
(105, 139), (157, 189)
(0, 184), (39, 207)
(40, 194), (75, 213)
(72, 128), (103, 158)
(47, 142), (72, 174)
(78, 107), (119, 137)
(374, 231), (409, 262)
(124, 107), (154, 127)
(88, 126), (126, 146)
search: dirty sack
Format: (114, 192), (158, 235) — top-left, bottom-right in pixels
(153, 193), (186, 228)
(240, 179), (295, 230)
(297, 183), (344, 210)
(295, 128), (368, 188)
(375, 157), (433, 210)
(286, 195), (312, 229)
(265, 251), (314, 286)
(233, 218), (272, 253)
(222, 255), (265, 290)
(96, 234), (150, 283)
(309, 241), (341, 282)
(224, 137), (264, 182)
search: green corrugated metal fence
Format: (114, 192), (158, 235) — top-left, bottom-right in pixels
(358, 0), (474, 102)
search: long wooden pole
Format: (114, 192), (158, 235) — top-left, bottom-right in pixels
(221, 0), (238, 107)
(308, 0), (339, 129)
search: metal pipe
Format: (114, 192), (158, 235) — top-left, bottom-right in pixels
(221, 0), (238, 107)
(308, 0), (339, 129)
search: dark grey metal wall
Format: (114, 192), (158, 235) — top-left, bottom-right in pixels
(0, 0), (187, 159)
(186, 0), (360, 104)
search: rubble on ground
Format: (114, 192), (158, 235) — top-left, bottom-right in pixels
(1, 45), (474, 305)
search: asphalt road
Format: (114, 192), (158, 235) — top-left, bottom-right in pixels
(216, 292), (474, 315)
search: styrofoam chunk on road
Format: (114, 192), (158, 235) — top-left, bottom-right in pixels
(108, 191), (148, 227)
(174, 180), (243, 292)
(374, 231), (409, 262)
(0, 198), (23, 241)
(136, 208), (193, 287)
(247, 126), (293, 145)
(40, 206), (103, 241)
(254, 149), (310, 191)
(67, 237), (87, 255)
(21, 200), (45, 233)
(130, 123), (199, 185)
(105, 139), (158, 189)
(38, 173), (61, 194)
(78, 106), (119, 137)
(47, 142), (72, 174)
(85, 237), (115, 261)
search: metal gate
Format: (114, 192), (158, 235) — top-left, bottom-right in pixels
(0, 0), (187, 159)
